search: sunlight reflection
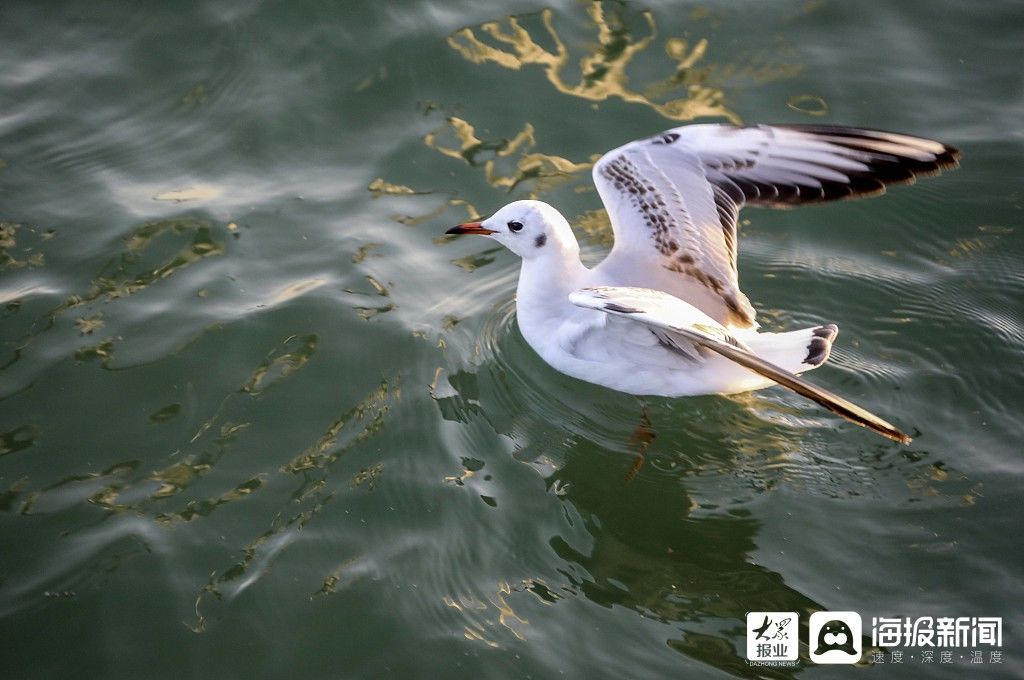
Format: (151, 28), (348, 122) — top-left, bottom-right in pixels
(447, 6), (739, 123)
(371, 2), (805, 233)
(444, 580), (531, 647)
(424, 117), (593, 194)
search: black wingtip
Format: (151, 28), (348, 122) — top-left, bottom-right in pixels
(803, 323), (839, 367)
(751, 125), (961, 208)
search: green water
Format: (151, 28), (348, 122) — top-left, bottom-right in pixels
(1, 1), (1021, 678)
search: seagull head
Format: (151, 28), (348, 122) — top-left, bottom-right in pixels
(446, 200), (578, 261)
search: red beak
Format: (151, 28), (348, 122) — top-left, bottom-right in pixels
(446, 221), (496, 235)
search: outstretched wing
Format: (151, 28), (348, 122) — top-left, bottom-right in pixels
(569, 286), (912, 445)
(592, 124), (960, 328)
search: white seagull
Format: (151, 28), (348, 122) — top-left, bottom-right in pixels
(447, 124), (959, 443)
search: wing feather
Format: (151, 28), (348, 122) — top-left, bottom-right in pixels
(570, 286), (912, 444)
(592, 123), (959, 329)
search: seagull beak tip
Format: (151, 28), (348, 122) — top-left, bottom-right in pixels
(446, 222), (495, 236)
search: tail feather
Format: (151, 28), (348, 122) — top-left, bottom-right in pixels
(742, 323), (839, 374)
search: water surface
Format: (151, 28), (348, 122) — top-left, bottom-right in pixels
(1, 1), (1022, 678)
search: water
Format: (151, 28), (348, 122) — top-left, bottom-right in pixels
(1, 1), (1022, 677)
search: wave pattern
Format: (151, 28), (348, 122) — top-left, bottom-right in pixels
(1, 0), (1022, 678)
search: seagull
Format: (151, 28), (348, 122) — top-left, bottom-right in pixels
(446, 124), (959, 443)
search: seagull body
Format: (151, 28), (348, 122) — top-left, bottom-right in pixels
(447, 124), (959, 443)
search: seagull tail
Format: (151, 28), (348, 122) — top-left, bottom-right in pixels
(741, 324), (839, 375)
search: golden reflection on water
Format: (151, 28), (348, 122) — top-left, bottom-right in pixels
(64, 332), (335, 522)
(426, 118), (594, 194)
(55, 218), (226, 340)
(314, 556), (367, 597)
(243, 334), (319, 395)
(367, 178), (421, 198)
(377, 115), (593, 226)
(447, 6), (738, 123)
(74, 313), (104, 335)
(190, 334), (319, 444)
(351, 462), (384, 490)
(351, 242), (382, 263)
(1, 221), (47, 271)
(188, 377), (399, 631)
(154, 475), (267, 524)
(445, 580), (532, 647)
(373, 1), (807, 238)
(280, 378), (395, 474)
(73, 337), (116, 367)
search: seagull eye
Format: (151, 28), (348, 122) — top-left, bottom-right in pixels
(507, 220), (524, 233)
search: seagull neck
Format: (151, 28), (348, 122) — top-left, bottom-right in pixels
(516, 249), (587, 321)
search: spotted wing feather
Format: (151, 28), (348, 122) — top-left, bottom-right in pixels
(592, 124), (959, 330)
(593, 139), (756, 327)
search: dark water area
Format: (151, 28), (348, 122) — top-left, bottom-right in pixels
(1, 1), (1022, 678)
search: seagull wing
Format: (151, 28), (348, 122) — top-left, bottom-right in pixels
(569, 286), (912, 444)
(591, 124), (960, 328)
